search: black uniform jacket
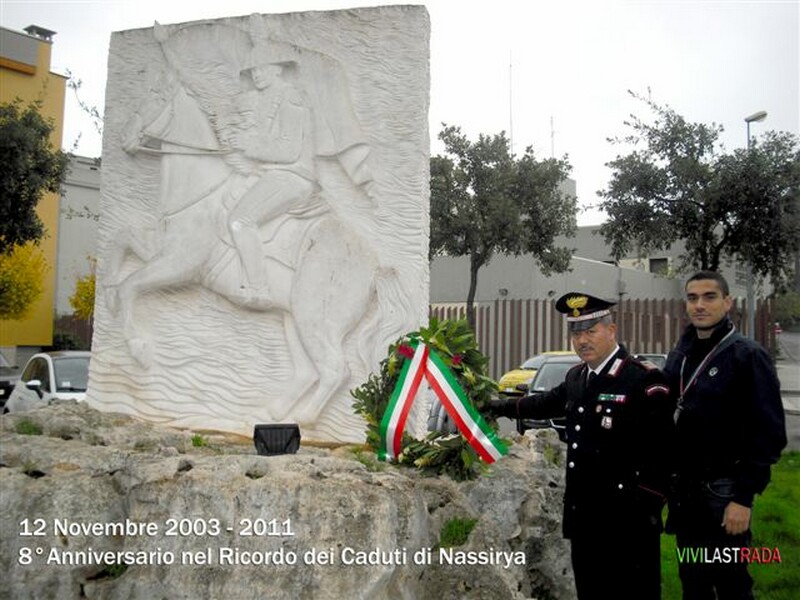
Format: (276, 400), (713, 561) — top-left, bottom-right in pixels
(511, 346), (673, 539)
(663, 319), (786, 507)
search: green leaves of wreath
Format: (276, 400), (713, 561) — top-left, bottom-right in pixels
(352, 318), (506, 480)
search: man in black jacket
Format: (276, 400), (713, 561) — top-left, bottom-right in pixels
(664, 271), (786, 600)
(489, 292), (674, 600)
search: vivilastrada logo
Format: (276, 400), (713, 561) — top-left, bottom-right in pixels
(676, 546), (782, 564)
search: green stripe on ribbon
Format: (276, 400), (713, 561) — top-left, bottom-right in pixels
(378, 340), (506, 464)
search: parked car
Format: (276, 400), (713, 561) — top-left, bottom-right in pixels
(0, 351), (21, 413)
(632, 353), (667, 369)
(517, 352), (582, 440)
(5, 351), (91, 413)
(497, 350), (574, 397)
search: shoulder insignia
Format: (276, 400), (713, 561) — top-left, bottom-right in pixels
(645, 384), (670, 396)
(608, 358), (624, 377)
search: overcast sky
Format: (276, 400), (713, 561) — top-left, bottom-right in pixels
(2, 0), (798, 224)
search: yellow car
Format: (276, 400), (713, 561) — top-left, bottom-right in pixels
(497, 351), (574, 397)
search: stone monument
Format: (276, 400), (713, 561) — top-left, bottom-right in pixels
(88, 6), (430, 442)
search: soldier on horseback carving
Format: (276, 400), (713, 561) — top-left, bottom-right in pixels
(228, 57), (318, 304)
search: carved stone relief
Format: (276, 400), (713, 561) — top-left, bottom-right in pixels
(88, 7), (430, 442)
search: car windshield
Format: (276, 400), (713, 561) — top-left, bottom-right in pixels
(635, 354), (667, 369)
(530, 361), (576, 392)
(53, 357), (90, 392)
(519, 355), (547, 370)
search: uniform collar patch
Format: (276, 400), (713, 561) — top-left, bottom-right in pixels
(608, 358), (624, 377)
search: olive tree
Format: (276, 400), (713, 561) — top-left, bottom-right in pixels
(430, 125), (577, 327)
(599, 92), (800, 287)
(0, 99), (70, 254)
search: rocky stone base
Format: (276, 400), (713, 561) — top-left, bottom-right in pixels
(0, 402), (574, 599)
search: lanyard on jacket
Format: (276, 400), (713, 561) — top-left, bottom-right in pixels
(675, 326), (737, 423)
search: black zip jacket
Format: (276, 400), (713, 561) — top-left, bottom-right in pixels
(663, 318), (786, 507)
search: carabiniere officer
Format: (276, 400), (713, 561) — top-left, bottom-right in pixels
(488, 292), (674, 600)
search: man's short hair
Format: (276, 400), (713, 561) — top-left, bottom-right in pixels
(686, 271), (730, 296)
(597, 314), (614, 327)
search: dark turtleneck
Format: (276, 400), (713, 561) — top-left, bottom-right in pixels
(684, 317), (734, 377)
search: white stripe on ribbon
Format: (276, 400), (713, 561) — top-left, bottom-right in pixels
(425, 358), (505, 463)
(382, 343), (428, 460)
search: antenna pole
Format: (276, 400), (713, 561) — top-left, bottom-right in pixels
(509, 51), (513, 155)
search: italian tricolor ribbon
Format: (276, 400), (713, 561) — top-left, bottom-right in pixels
(378, 340), (508, 464)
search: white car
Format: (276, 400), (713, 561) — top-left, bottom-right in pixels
(5, 351), (91, 413)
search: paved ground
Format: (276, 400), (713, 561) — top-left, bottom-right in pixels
(776, 331), (800, 451)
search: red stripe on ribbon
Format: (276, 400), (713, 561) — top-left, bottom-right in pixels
(425, 370), (495, 463)
(391, 345), (428, 458)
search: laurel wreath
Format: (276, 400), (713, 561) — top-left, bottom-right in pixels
(351, 317), (502, 480)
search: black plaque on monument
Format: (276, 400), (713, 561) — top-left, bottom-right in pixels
(253, 424), (301, 456)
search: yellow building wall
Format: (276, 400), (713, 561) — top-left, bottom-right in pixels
(0, 33), (66, 346)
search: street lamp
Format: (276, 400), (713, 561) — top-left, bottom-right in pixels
(744, 110), (767, 339)
(746, 111), (768, 150)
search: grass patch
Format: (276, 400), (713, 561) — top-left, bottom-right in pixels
(350, 447), (386, 472)
(191, 434), (208, 448)
(542, 443), (561, 467)
(87, 562), (128, 581)
(14, 419), (43, 436)
(661, 451), (799, 599)
(22, 460), (46, 478)
(133, 439), (157, 452)
(438, 517), (478, 548)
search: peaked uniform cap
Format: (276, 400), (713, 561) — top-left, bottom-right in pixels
(555, 292), (617, 332)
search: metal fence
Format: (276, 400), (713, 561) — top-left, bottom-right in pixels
(49, 297), (775, 380)
(431, 298), (775, 379)
(53, 315), (93, 350)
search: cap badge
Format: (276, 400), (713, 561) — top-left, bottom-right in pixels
(566, 295), (588, 318)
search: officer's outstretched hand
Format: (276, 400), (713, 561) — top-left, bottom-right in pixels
(486, 398), (515, 419)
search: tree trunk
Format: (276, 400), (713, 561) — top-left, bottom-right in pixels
(466, 254), (481, 330)
(794, 250), (800, 293)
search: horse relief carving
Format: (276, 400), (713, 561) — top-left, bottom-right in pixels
(89, 9), (430, 442)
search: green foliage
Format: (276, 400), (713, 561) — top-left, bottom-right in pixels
(21, 460), (43, 477)
(350, 447), (387, 472)
(69, 256), (96, 321)
(352, 317), (505, 481)
(600, 91), (800, 287)
(191, 434), (208, 448)
(430, 124), (576, 325)
(773, 291), (800, 328)
(44, 331), (83, 351)
(542, 443), (561, 467)
(749, 451), (800, 598)
(438, 517), (479, 548)
(15, 419), (43, 436)
(0, 99), (70, 254)
(133, 439), (157, 452)
(90, 562), (128, 581)
(0, 243), (49, 320)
